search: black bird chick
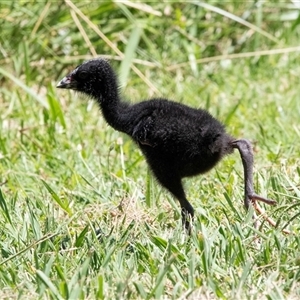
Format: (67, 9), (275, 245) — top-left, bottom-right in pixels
(57, 58), (276, 232)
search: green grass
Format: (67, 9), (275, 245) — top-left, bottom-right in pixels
(1, 1), (300, 299)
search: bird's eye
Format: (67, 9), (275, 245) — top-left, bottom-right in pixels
(78, 71), (88, 79)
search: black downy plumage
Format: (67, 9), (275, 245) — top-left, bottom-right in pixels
(57, 58), (277, 232)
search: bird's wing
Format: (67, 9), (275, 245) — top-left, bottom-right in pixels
(132, 115), (155, 146)
(131, 102), (197, 148)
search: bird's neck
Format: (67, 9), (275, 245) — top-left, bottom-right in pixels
(95, 89), (131, 133)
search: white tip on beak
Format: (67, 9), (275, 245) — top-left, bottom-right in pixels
(56, 76), (73, 89)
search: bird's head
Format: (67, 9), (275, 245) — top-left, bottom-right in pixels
(57, 58), (115, 99)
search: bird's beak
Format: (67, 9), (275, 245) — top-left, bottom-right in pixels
(56, 75), (74, 89)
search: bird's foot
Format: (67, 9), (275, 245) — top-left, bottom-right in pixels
(181, 207), (194, 235)
(248, 193), (277, 206)
(246, 194), (291, 235)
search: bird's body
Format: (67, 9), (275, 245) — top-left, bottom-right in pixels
(57, 58), (276, 232)
(114, 98), (233, 175)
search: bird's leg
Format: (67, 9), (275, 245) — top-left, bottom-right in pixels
(153, 170), (194, 233)
(168, 185), (194, 234)
(232, 139), (276, 227)
(181, 200), (195, 234)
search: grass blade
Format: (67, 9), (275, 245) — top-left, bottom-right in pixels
(195, 2), (279, 43)
(41, 180), (72, 215)
(36, 270), (63, 300)
(119, 25), (143, 87)
(0, 189), (12, 225)
(0, 67), (49, 109)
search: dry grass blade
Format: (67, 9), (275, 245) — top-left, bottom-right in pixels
(0, 233), (59, 266)
(70, 10), (97, 57)
(167, 46), (300, 71)
(115, 0), (162, 16)
(195, 2), (280, 43)
(55, 55), (158, 67)
(64, 0), (159, 94)
(31, 1), (51, 35)
(64, 0), (120, 55)
(254, 202), (291, 235)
